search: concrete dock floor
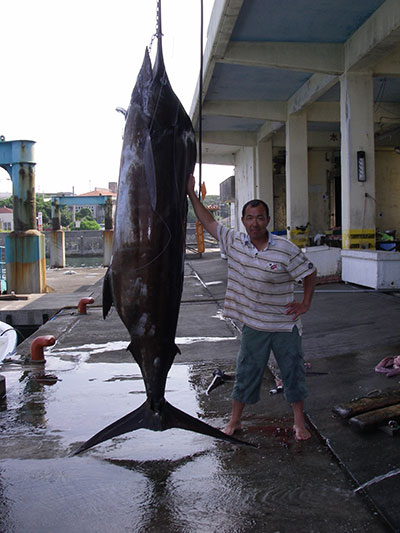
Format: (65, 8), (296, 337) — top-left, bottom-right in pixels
(1, 255), (400, 532)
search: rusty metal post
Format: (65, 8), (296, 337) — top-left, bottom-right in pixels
(13, 162), (36, 231)
(5, 229), (46, 293)
(103, 196), (113, 267)
(1, 140), (47, 293)
(104, 196), (113, 231)
(50, 200), (65, 268)
(51, 201), (61, 231)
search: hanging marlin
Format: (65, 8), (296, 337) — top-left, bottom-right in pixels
(74, 2), (250, 455)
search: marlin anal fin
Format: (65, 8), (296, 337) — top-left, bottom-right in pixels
(72, 400), (254, 455)
(102, 266), (113, 319)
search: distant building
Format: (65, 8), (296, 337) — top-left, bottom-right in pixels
(74, 185), (117, 224)
(0, 207), (13, 231)
(108, 182), (118, 194)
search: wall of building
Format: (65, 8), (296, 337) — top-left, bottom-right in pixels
(375, 149), (400, 238)
(0, 213), (13, 231)
(307, 149), (333, 235)
(235, 144), (340, 236)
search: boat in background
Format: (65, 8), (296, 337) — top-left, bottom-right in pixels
(0, 320), (17, 359)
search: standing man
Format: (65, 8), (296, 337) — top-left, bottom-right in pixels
(187, 175), (316, 441)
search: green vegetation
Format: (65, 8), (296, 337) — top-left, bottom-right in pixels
(76, 217), (101, 230)
(0, 197), (12, 209)
(0, 194), (74, 230)
(0, 192), (217, 229)
(70, 207), (100, 230)
(187, 195), (220, 223)
(75, 207), (92, 220)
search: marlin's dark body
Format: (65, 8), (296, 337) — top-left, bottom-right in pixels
(74, 33), (249, 455)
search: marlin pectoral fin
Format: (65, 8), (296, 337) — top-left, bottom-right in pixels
(102, 266), (113, 319)
(143, 133), (157, 211)
(72, 399), (255, 455)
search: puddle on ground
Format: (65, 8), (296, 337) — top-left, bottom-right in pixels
(177, 336), (237, 344)
(0, 353), (388, 532)
(46, 336), (236, 358)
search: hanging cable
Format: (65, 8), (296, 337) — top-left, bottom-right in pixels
(148, 0), (162, 52)
(198, 0), (204, 199)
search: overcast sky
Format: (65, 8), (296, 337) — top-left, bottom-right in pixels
(0, 0), (234, 196)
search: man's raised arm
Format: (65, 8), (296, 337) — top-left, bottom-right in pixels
(187, 174), (219, 240)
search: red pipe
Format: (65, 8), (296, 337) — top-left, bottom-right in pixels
(78, 297), (94, 314)
(30, 335), (56, 363)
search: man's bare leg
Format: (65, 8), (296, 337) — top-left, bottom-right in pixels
(291, 400), (311, 440)
(223, 399), (245, 436)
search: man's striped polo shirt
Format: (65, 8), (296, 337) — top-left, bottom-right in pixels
(217, 224), (316, 333)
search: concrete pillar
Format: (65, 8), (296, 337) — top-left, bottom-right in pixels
(286, 111), (309, 246)
(235, 146), (257, 229)
(103, 231), (113, 267)
(255, 139), (274, 229)
(340, 72), (376, 249)
(50, 231), (65, 268)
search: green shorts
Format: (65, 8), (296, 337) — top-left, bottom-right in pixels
(232, 325), (308, 404)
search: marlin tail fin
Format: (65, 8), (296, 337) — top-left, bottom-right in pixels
(72, 400), (254, 455)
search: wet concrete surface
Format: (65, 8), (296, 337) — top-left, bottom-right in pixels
(1, 254), (400, 531)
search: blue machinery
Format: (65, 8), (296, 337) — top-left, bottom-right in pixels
(50, 195), (113, 268)
(0, 139), (45, 293)
(0, 138), (113, 293)
(51, 195), (113, 228)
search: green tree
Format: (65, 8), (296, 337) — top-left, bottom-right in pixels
(76, 207), (93, 220)
(60, 207), (73, 228)
(0, 196), (13, 209)
(187, 195), (221, 223)
(0, 194), (74, 230)
(76, 217), (100, 230)
(35, 195), (52, 227)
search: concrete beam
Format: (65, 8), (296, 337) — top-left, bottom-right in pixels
(190, 0), (244, 124)
(201, 131), (257, 146)
(345, 0), (400, 71)
(202, 100), (287, 121)
(221, 42), (344, 74)
(257, 121), (285, 143)
(200, 150), (236, 165)
(288, 73), (338, 115)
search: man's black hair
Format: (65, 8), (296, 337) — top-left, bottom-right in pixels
(242, 199), (270, 218)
